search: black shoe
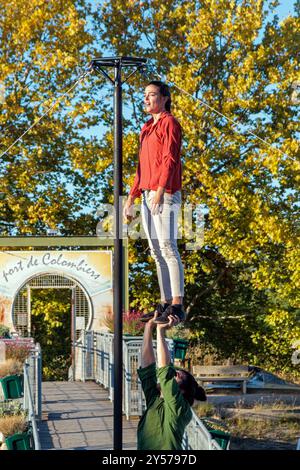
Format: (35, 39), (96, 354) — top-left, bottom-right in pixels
(140, 303), (169, 323)
(154, 304), (186, 324)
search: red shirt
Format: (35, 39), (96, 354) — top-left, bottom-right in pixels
(129, 112), (182, 199)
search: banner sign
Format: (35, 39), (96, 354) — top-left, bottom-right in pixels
(0, 250), (113, 332)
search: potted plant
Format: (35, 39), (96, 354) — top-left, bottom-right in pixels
(0, 358), (24, 400)
(0, 410), (31, 450)
(4, 340), (32, 363)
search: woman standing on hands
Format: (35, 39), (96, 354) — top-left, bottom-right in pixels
(137, 313), (206, 450)
(124, 81), (185, 324)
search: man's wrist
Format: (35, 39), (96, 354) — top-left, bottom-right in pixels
(156, 328), (166, 338)
(145, 322), (155, 332)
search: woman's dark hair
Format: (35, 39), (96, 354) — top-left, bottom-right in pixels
(177, 369), (207, 406)
(147, 80), (171, 112)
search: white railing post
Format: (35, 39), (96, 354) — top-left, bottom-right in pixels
(23, 361), (41, 450)
(35, 343), (42, 420)
(82, 330), (86, 382)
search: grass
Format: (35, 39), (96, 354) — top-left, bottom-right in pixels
(194, 402), (216, 418)
(0, 358), (23, 378)
(195, 399), (300, 450)
(250, 399), (299, 412)
(0, 414), (27, 438)
(228, 415), (299, 438)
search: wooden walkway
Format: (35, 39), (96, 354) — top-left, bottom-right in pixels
(38, 381), (138, 450)
(38, 382), (300, 451)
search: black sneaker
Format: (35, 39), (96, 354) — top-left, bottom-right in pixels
(154, 304), (186, 324)
(140, 303), (169, 323)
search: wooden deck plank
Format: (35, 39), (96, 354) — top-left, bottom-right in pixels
(38, 381), (138, 450)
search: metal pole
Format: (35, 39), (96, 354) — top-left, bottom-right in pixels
(71, 288), (76, 381)
(36, 343), (42, 420)
(113, 61), (123, 450)
(27, 285), (31, 337)
(90, 56), (147, 451)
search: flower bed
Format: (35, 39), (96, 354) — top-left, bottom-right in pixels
(1, 338), (33, 363)
(103, 310), (145, 336)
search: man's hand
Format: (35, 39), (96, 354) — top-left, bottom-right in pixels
(151, 186), (165, 215)
(144, 311), (159, 330)
(123, 195), (134, 223)
(156, 315), (180, 368)
(156, 315), (180, 333)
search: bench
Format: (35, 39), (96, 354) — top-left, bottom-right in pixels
(192, 365), (251, 394)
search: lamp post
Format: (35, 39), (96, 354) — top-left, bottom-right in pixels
(90, 57), (147, 450)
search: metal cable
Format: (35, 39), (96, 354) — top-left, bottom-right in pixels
(0, 67), (93, 159)
(146, 64), (295, 162)
(136, 7), (296, 163)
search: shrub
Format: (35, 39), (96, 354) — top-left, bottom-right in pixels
(0, 414), (27, 438)
(166, 323), (191, 340)
(194, 402), (216, 417)
(104, 310), (144, 336)
(0, 401), (24, 418)
(43, 355), (71, 381)
(0, 359), (23, 378)
(0, 326), (10, 339)
(4, 341), (32, 363)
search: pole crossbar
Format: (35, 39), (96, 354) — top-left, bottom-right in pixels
(91, 57), (147, 85)
(91, 56), (147, 67)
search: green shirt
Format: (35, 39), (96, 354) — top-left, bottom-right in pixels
(137, 363), (192, 450)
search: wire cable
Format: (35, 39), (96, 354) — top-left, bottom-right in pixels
(136, 0), (297, 164)
(145, 63), (295, 162)
(0, 67), (93, 159)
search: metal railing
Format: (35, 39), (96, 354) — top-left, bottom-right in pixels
(23, 343), (42, 420)
(75, 331), (224, 450)
(0, 340), (42, 450)
(23, 342), (42, 450)
(183, 413), (224, 450)
(23, 363), (40, 449)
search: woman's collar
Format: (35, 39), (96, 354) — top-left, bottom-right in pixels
(145, 111), (170, 128)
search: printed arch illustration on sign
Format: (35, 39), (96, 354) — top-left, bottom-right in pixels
(12, 272), (93, 338)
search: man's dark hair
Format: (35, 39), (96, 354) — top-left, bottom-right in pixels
(177, 369), (207, 406)
(147, 80), (171, 112)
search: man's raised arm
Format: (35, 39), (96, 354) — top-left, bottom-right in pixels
(156, 315), (180, 368)
(141, 319), (156, 368)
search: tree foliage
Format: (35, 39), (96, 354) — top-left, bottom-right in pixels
(0, 0), (107, 235)
(96, 0), (300, 375)
(0, 0), (299, 375)
(31, 288), (72, 380)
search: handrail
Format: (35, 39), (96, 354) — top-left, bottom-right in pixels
(23, 361), (41, 450)
(34, 343), (42, 420)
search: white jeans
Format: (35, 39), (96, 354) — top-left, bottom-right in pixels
(141, 190), (184, 300)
